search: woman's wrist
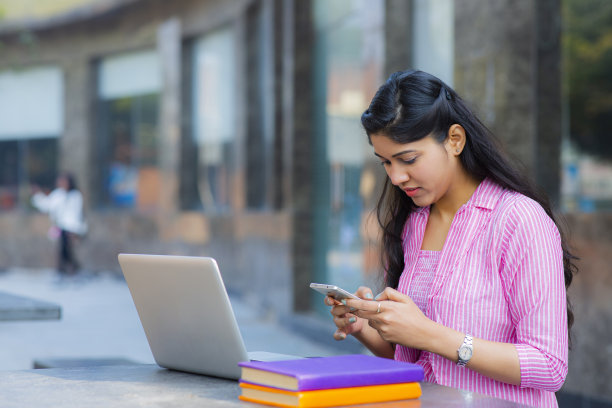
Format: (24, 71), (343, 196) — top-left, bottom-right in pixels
(422, 321), (464, 362)
(355, 325), (395, 359)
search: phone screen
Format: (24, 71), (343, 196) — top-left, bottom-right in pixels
(309, 283), (359, 300)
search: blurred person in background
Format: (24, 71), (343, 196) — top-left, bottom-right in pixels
(31, 172), (88, 277)
(324, 70), (576, 408)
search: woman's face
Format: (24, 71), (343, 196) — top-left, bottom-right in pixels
(370, 133), (458, 208)
(57, 175), (69, 190)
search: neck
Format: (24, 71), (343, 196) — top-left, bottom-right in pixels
(431, 171), (481, 220)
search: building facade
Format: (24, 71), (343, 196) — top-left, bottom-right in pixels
(1, 0), (611, 403)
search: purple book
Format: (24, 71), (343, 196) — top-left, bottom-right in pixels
(238, 354), (424, 391)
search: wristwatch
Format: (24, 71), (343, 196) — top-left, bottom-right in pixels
(457, 334), (473, 367)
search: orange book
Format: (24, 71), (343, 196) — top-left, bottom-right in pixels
(238, 381), (422, 408)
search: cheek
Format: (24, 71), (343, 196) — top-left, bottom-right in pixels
(417, 161), (444, 183)
(425, 152), (452, 177)
(417, 157), (453, 193)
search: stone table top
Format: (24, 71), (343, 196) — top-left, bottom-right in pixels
(0, 364), (534, 407)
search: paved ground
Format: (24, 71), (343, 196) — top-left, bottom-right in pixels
(0, 268), (343, 371)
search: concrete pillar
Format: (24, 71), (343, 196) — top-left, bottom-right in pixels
(291, 0), (315, 312)
(62, 58), (93, 206)
(274, 0), (293, 210)
(156, 18), (181, 227)
(384, 0), (413, 77)
(454, 0), (562, 204)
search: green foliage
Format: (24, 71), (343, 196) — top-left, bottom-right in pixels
(563, 0), (612, 159)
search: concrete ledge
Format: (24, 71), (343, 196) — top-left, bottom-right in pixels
(0, 291), (61, 321)
(33, 357), (141, 369)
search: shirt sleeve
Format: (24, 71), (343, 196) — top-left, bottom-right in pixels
(31, 189), (62, 214)
(500, 197), (568, 392)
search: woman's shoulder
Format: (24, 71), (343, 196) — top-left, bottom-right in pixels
(496, 189), (547, 217)
(493, 188), (558, 238)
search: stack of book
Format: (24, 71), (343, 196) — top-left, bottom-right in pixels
(238, 354), (424, 407)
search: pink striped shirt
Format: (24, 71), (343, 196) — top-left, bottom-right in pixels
(396, 250), (440, 381)
(393, 178), (568, 408)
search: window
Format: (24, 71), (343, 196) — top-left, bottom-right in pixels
(181, 25), (238, 212)
(96, 50), (161, 210)
(312, 0), (385, 310)
(0, 139), (59, 210)
(561, 0), (612, 212)
(0, 66), (62, 209)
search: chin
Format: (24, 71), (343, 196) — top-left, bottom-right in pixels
(410, 197), (432, 208)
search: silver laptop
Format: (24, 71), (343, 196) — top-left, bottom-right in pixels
(118, 253), (300, 379)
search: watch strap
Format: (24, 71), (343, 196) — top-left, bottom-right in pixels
(457, 333), (473, 367)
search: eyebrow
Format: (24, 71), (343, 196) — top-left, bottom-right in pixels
(374, 149), (417, 159)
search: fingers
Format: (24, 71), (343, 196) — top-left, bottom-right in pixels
(332, 311), (363, 340)
(351, 301), (385, 320)
(327, 300), (352, 319)
(374, 287), (404, 302)
(325, 294), (365, 341)
(331, 313), (356, 341)
(341, 287), (407, 317)
(355, 286), (375, 300)
(342, 287), (399, 312)
(343, 296), (378, 313)
(324, 295), (339, 307)
(332, 311), (357, 325)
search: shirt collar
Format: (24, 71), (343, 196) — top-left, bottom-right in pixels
(412, 178), (504, 214)
(466, 178), (504, 210)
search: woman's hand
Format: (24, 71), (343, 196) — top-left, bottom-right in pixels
(345, 287), (433, 350)
(326, 286), (375, 341)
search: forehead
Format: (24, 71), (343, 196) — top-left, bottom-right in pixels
(370, 133), (439, 154)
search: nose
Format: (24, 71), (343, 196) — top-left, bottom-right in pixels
(386, 163), (410, 186)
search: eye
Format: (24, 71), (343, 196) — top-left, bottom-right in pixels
(379, 160), (390, 167)
(401, 157), (417, 165)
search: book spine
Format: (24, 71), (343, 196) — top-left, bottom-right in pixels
(298, 370), (423, 391)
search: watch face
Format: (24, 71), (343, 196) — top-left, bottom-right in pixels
(459, 346), (472, 361)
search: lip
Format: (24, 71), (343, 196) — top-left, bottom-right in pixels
(403, 187), (420, 197)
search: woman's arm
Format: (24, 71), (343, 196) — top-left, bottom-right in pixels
(31, 191), (52, 213)
(499, 199), (569, 391)
(425, 321), (521, 385)
(31, 188), (63, 214)
(347, 289), (521, 385)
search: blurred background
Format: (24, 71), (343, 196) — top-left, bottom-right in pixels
(0, 0), (610, 406)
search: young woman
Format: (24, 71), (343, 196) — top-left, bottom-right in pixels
(31, 172), (88, 276)
(325, 70), (575, 407)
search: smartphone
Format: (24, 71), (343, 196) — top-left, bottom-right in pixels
(310, 283), (359, 301)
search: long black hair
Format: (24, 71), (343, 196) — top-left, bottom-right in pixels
(361, 70), (576, 339)
(60, 172), (79, 192)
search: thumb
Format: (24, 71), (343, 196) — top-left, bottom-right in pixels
(375, 287), (406, 302)
(333, 329), (347, 341)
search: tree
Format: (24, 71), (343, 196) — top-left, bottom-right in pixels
(563, 0), (612, 159)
